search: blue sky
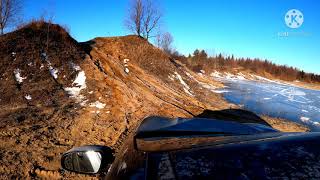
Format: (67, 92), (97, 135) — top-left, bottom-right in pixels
(23, 0), (320, 74)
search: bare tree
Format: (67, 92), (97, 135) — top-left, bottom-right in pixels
(0, 0), (22, 35)
(142, 0), (161, 40)
(125, 0), (162, 40)
(158, 32), (173, 54)
(125, 0), (144, 37)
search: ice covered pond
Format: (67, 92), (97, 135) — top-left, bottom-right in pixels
(218, 79), (320, 131)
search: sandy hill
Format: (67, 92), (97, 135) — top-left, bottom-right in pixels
(0, 22), (228, 179)
(0, 22), (308, 179)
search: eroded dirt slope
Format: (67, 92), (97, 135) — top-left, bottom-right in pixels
(0, 22), (228, 179)
(0, 22), (308, 179)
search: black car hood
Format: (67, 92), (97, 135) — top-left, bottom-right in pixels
(136, 116), (278, 137)
(146, 132), (320, 180)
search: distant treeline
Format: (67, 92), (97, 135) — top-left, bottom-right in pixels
(175, 49), (320, 83)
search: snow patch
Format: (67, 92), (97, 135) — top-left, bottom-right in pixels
(236, 72), (246, 80)
(210, 71), (222, 78)
(185, 71), (192, 78)
(174, 72), (193, 96)
(72, 63), (81, 71)
(24, 95), (32, 100)
(253, 75), (278, 83)
(124, 59), (130, 74)
(168, 74), (175, 81)
(73, 71), (86, 87)
(200, 83), (217, 92)
(185, 71), (219, 93)
(11, 52), (16, 61)
(89, 101), (106, 109)
(300, 117), (320, 127)
(263, 98), (271, 100)
(125, 67), (129, 74)
(211, 90), (230, 94)
(123, 59), (130, 63)
(49, 66), (58, 79)
(64, 71), (87, 101)
(118, 162), (127, 174)
(185, 71), (201, 83)
(313, 122), (320, 126)
(14, 69), (26, 83)
(300, 117), (310, 123)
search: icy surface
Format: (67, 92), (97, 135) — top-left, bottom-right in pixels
(216, 78), (320, 131)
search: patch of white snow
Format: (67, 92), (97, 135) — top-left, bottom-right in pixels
(125, 67), (129, 74)
(24, 95), (32, 100)
(89, 101), (106, 109)
(14, 69), (26, 83)
(64, 71), (87, 101)
(49, 66), (58, 79)
(300, 117), (310, 123)
(70, 62), (81, 71)
(210, 71), (222, 78)
(174, 72), (193, 96)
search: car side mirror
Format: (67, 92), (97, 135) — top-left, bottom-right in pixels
(61, 145), (114, 174)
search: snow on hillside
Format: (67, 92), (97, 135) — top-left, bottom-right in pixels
(14, 69), (26, 83)
(184, 71), (222, 93)
(210, 70), (282, 84)
(174, 72), (193, 96)
(49, 66), (59, 79)
(89, 101), (106, 109)
(64, 70), (87, 101)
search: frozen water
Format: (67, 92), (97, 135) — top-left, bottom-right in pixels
(216, 79), (320, 131)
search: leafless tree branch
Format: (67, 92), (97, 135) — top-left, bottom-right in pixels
(0, 0), (22, 35)
(125, 0), (162, 40)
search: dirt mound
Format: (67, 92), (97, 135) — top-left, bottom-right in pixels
(0, 22), (227, 179)
(0, 21), (86, 115)
(0, 22), (308, 179)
